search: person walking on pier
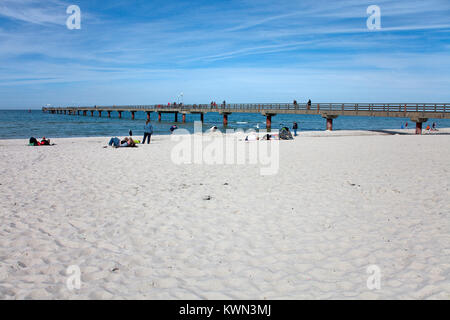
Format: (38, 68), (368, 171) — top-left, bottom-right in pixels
(143, 120), (153, 144)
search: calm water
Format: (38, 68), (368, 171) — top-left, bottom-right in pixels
(1, 109), (449, 140)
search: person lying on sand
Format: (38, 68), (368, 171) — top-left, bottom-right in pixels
(107, 137), (137, 148)
(29, 137), (54, 146)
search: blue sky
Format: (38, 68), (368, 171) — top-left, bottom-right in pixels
(0, 0), (449, 109)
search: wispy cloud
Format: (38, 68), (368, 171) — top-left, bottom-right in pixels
(0, 0), (68, 25)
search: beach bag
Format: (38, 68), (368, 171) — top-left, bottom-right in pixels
(279, 128), (293, 140)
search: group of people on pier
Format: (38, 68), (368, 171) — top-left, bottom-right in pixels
(293, 99), (312, 109)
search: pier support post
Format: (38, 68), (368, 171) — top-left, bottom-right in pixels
(326, 118), (333, 131)
(174, 112), (178, 122)
(222, 113), (231, 127)
(77, 110), (80, 116)
(322, 114), (339, 131)
(83, 111), (87, 116)
(182, 113), (186, 123)
(118, 111), (122, 119)
(64, 110), (67, 115)
(411, 117), (428, 135)
(90, 111), (94, 117)
(200, 113), (204, 123)
(107, 111), (111, 118)
(98, 111), (102, 117)
(147, 112), (151, 121)
(416, 122), (422, 135)
(158, 112), (162, 122)
(266, 115), (272, 130)
(131, 111), (135, 120)
(261, 112), (276, 131)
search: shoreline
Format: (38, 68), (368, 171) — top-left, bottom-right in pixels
(2, 127), (450, 144)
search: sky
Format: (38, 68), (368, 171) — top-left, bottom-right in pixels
(0, 0), (449, 109)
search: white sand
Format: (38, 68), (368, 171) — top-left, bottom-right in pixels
(0, 129), (449, 300)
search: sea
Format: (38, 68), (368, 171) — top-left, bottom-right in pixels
(1, 109), (449, 140)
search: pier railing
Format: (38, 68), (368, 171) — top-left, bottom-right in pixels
(45, 103), (449, 113)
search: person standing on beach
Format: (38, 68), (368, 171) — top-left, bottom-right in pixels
(432, 122), (437, 131)
(307, 99), (311, 110)
(293, 122), (298, 136)
(143, 120), (153, 144)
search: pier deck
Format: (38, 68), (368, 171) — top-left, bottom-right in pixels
(43, 103), (450, 134)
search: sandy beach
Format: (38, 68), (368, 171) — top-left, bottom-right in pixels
(0, 129), (449, 300)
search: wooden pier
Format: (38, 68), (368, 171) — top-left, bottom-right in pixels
(42, 103), (450, 134)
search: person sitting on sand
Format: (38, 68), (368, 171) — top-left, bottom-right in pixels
(426, 125), (431, 133)
(170, 125), (178, 133)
